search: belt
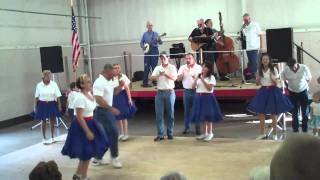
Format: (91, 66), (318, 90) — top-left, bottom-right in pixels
(184, 88), (195, 91)
(38, 100), (55, 103)
(158, 89), (173, 92)
(261, 85), (276, 89)
(197, 93), (212, 96)
(83, 116), (94, 121)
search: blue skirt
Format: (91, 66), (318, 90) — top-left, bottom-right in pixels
(113, 90), (137, 120)
(35, 101), (61, 120)
(61, 118), (109, 161)
(247, 86), (293, 115)
(190, 93), (223, 123)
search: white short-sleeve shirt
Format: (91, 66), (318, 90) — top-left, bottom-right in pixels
(311, 102), (320, 116)
(93, 74), (117, 106)
(35, 81), (62, 101)
(152, 64), (177, 90)
(243, 22), (262, 50)
(73, 92), (96, 117)
(67, 91), (79, 109)
(260, 68), (279, 86)
(113, 74), (130, 90)
(280, 64), (312, 93)
(178, 64), (202, 89)
(196, 75), (216, 93)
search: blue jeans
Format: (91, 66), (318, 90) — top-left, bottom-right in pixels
(143, 48), (159, 85)
(155, 90), (176, 137)
(94, 107), (119, 158)
(246, 50), (259, 78)
(183, 89), (200, 130)
(289, 89), (309, 132)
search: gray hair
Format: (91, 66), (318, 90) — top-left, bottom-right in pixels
(243, 13), (250, 17)
(160, 172), (187, 180)
(103, 63), (113, 71)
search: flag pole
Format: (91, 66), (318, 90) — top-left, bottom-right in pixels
(71, 0), (77, 82)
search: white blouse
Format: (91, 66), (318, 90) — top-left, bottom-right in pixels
(113, 74), (130, 90)
(73, 92), (96, 117)
(196, 75), (216, 93)
(35, 81), (61, 101)
(259, 68), (279, 86)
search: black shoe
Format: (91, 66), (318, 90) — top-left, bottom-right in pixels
(220, 76), (230, 81)
(196, 129), (201, 135)
(152, 81), (157, 86)
(141, 83), (152, 88)
(167, 135), (174, 140)
(72, 174), (81, 180)
(182, 129), (191, 135)
(154, 136), (164, 142)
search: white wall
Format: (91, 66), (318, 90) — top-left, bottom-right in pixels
(0, 0), (86, 121)
(87, 0), (243, 43)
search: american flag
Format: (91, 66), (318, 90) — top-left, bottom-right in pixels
(71, 7), (80, 71)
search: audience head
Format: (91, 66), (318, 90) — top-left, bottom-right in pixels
(160, 171), (187, 180)
(69, 82), (77, 91)
(29, 160), (61, 180)
(286, 57), (297, 68)
(113, 63), (122, 76)
(205, 19), (213, 29)
(270, 134), (320, 180)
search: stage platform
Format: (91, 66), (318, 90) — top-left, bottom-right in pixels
(131, 78), (259, 100)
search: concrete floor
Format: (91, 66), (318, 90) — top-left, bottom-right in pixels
(0, 100), (290, 179)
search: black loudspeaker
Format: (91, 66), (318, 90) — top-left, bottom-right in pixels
(170, 43), (185, 59)
(266, 28), (293, 62)
(40, 46), (64, 73)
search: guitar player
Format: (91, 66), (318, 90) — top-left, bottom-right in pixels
(140, 21), (163, 87)
(188, 19), (215, 65)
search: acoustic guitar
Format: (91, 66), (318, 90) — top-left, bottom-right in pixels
(190, 34), (220, 51)
(143, 33), (166, 54)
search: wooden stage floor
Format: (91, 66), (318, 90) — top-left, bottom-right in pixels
(130, 78), (259, 100)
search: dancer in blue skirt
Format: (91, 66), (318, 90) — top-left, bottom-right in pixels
(34, 70), (62, 144)
(62, 74), (108, 180)
(191, 62), (223, 141)
(112, 64), (137, 141)
(247, 53), (293, 140)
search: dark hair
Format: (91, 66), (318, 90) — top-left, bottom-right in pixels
(29, 160), (62, 180)
(76, 74), (88, 90)
(287, 57), (297, 68)
(69, 82), (76, 90)
(202, 61), (214, 78)
(205, 19), (212, 25)
(258, 53), (277, 77)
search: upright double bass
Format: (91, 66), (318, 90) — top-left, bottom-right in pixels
(215, 12), (240, 75)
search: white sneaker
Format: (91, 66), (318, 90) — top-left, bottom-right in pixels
(92, 158), (109, 166)
(196, 134), (207, 140)
(42, 139), (51, 145)
(256, 134), (267, 140)
(272, 134), (278, 141)
(121, 135), (129, 141)
(50, 138), (55, 144)
(118, 134), (124, 140)
(111, 157), (122, 169)
(204, 133), (214, 141)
